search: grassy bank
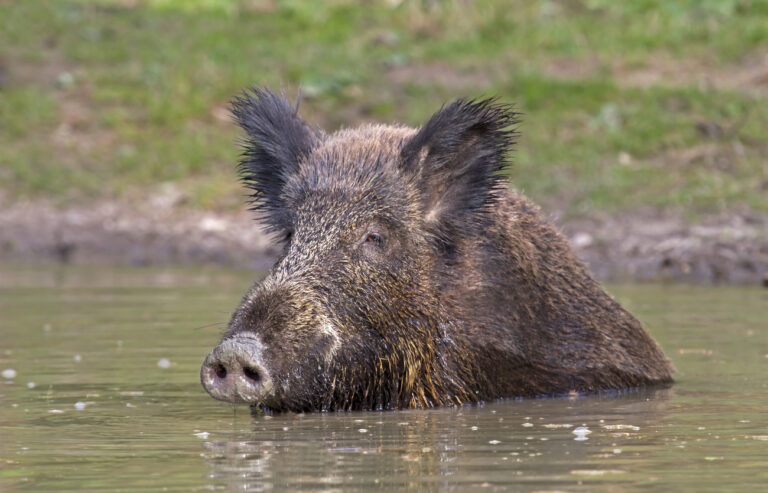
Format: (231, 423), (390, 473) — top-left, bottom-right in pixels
(1, 0), (767, 217)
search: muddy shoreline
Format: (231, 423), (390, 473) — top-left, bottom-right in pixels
(2, 199), (767, 285)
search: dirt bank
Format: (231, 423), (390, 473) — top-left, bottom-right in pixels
(2, 199), (767, 285)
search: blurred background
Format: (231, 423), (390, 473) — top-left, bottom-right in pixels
(1, 0), (767, 282)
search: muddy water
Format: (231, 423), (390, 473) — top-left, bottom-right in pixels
(1, 264), (766, 491)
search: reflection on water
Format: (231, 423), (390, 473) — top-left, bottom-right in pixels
(201, 389), (674, 491)
(1, 264), (767, 491)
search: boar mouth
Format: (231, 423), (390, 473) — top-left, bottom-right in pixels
(248, 402), (284, 415)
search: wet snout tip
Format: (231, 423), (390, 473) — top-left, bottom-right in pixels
(200, 336), (273, 403)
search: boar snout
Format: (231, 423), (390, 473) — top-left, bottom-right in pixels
(200, 335), (274, 403)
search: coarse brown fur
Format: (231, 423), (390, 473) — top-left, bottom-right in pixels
(201, 88), (673, 412)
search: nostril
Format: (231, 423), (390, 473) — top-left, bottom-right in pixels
(243, 366), (261, 383)
(214, 363), (227, 380)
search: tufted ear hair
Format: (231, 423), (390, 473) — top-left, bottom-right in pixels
(399, 98), (519, 244)
(231, 87), (323, 232)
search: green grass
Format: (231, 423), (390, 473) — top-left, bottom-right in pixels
(1, 0), (767, 216)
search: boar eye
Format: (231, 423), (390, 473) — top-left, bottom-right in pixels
(362, 233), (383, 247)
(284, 230), (293, 243)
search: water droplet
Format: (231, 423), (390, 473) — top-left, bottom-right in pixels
(573, 426), (592, 440)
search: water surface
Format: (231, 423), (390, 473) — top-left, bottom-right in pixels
(1, 264), (766, 491)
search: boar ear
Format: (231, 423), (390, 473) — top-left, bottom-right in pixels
(399, 97), (518, 236)
(231, 88), (322, 232)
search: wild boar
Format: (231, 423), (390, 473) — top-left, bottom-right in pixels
(200, 88), (673, 412)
